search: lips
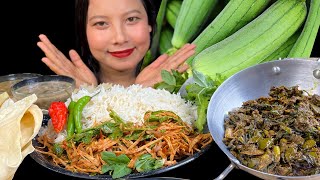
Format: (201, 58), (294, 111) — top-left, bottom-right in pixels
(109, 48), (134, 58)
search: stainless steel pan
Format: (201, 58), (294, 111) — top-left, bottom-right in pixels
(206, 58), (320, 180)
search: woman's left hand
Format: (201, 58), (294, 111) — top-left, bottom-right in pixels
(135, 43), (196, 87)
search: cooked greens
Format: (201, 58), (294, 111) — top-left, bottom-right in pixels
(223, 86), (320, 176)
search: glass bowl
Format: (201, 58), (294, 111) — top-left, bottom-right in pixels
(11, 75), (75, 110)
(0, 73), (42, 98)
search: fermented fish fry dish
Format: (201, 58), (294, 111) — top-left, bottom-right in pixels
(35, 83), (212, 179)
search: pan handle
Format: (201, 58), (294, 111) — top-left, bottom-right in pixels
(213, 163), (235, 180)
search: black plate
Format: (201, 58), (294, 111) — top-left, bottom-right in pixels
(30, 115), (212, 179)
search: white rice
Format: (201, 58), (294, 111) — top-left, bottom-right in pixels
(42, 83), (198, 143)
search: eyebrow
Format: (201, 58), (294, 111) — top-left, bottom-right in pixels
(88, 10), (143, 21)
(125, 9), (143, 15)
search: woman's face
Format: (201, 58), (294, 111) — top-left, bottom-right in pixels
(86, 0), (151, 73)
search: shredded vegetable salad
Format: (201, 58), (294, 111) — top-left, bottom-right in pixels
(35, 83), (213, 179)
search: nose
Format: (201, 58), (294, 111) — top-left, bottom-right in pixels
(111, 24), (128, 45)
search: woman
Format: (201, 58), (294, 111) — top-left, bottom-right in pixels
(37, 0), (196, 88)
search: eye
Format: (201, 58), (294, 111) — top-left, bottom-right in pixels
(93, 21), (109, 28)
(127, 17), (140, 23)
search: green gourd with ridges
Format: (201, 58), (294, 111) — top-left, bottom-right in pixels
(262, 31), (300, 62)
(288, 0), (320, 58)
(159, 25), (174, 54)
(186, 0), (271, 65)
(192, 0), (307, 81)
(165, 0), (182, 29)
(171, 0), (218, 49)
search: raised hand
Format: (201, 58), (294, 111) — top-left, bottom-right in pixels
(37, 34), (98, 88)
(135, 43), (196, 87)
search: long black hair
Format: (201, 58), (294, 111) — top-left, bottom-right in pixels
(74, 0), (157, 83)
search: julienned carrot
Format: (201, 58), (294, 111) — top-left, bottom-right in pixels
(35, 116), (213, 176)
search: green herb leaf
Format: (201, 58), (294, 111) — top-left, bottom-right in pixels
(134, 154), (164, 172)
(82, 130), (96, 144)
(154, 69), (225, 133)
(72, 129), (99, 144)
(101, 151), (130, 165)
(192, 70), (209, 87)
(101, 165), (113, 174)
(161, 70), (176, 86)
(125, 130), (143, 140)
(52, 143), (64, 157)
(154, 83), (176, 93)
(101, 152), (132, 179)
(100, 122), (118, 134)
(112, 164), (132, 179)
(184, 71), (224, 132)
(154, 69), (188, 94)
(108, 128), (123, 140)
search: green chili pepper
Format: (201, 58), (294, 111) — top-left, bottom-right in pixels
(74, 95), (91, 133)
(67, 101), (76, 138)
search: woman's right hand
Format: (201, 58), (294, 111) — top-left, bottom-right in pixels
(37, 34), (98, 88)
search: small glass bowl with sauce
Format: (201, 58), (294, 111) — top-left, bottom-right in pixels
(0, 73), (42, 98)
(11, 75), (75, 110)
